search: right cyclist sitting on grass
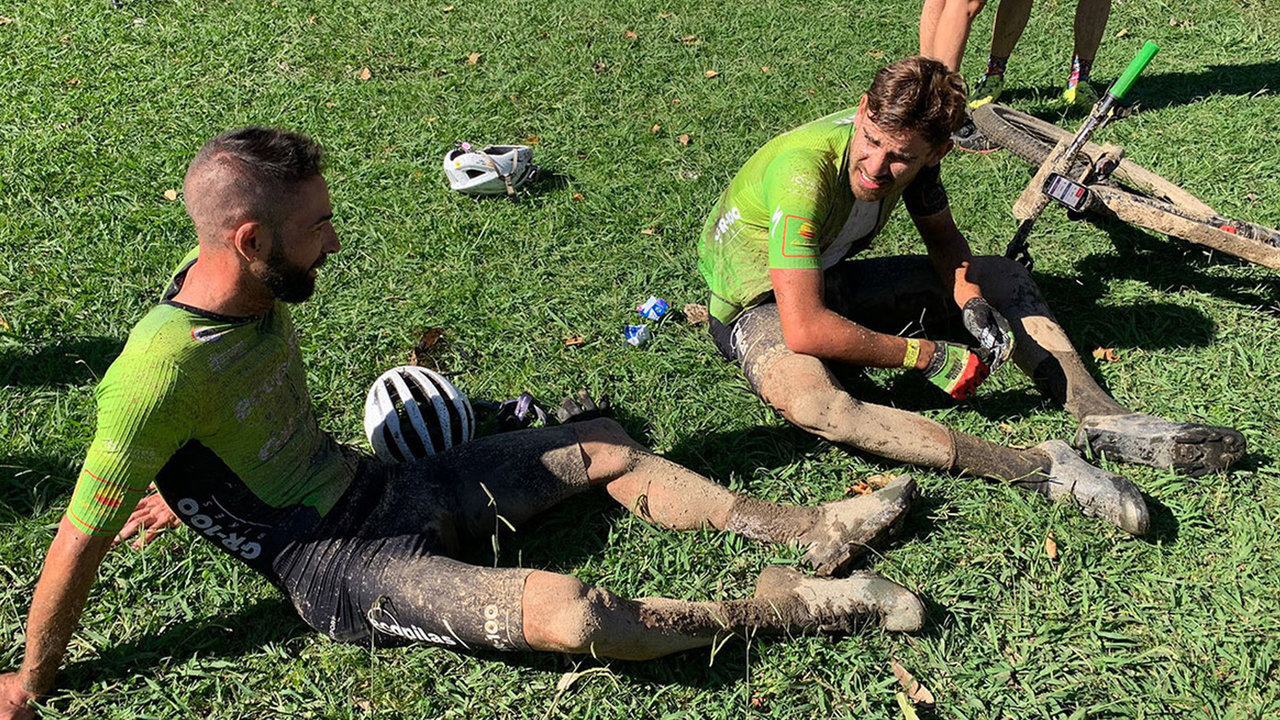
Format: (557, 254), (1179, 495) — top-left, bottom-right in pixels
(696, 55), (1246, 538)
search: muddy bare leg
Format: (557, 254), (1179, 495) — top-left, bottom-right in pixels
(573, 418), (914, 574)
(968, 256), (1129, 419)
(970, 256), (1244, 474)
(520, 568), (923, 660)
(758, 352), (1048, 479)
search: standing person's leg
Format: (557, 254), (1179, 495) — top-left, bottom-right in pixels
(431, 420), (915, 576)
(968, 256), (1245, 475)
(920, 0), (946, 61)
(1062, 0), (1111, 104)
(970, 0), (1034, 107)
(921, 0), (989, 72)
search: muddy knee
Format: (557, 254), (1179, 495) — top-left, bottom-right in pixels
(522, 572), (621, 653)
(571, 417), (648, 482)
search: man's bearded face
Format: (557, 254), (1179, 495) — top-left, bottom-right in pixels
(260, 239), (326, 303)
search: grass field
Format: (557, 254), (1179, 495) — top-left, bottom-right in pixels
(2, 0), (1279, 717)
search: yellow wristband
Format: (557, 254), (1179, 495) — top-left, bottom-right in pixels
(902, 338), (921, 369)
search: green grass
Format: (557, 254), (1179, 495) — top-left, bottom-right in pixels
(3, 0), (1279, 717)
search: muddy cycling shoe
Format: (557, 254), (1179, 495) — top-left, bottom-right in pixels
(797, 475), (917, 577)
(952, 117), (1000, 153)
(1026, 440), (1149, 535)
(1074, 413), (1246, 477)
(753, 566), (925, 633)
(555, 388), (613, 424)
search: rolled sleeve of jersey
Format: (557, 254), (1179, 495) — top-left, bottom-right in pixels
(902, 162), (949, 217)
(67, 357), (193, 536)
(764, 150), (833, 271)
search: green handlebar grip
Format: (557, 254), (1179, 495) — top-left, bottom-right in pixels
(1110, 41), (1160, 99)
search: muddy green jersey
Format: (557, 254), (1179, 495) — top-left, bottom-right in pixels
(67, 249), (355, 564)
(697, 107), (948, 324)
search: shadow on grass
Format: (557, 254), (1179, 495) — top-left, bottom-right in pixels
(984, 61), (1280, 118)
(58, 599), (311, 692)
(0, 453), (78, 520)
(1019, 216), (1280, 356)
(0, 336), (124, 387)
(1140, 493), (1180, 545)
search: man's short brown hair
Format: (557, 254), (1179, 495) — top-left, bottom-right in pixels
(183, 127), (325, 238)
(864, 56), (968, 147)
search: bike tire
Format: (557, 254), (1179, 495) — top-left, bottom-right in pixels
(972, 103), (1218, 217)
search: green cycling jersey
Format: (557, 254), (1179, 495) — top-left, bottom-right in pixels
(67, 248), (355, 548)
(697, 106), (948, 324)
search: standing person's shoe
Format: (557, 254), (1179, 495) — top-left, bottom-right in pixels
(1062, 81), (1099, 107)
(1075, 412), (1246, 477)
(968, 74), (1006, 109)
(953, 118), (1000, 153)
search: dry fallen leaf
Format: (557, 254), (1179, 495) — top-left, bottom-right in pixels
(563, 335), (585, 347)
(443, 4), (454, 10)
(572, 193), (585, 201)
(866, 473), (895, 489)
(426, 115), (438, 122)
(679, 35), (698, 44)
(704, 70), (719, 79)
(66, 78), (80, 86)
(683, 303), (709, 325)
(1045, 533), (1059, 561)
(162, 189), (178, 201)
(750, 694), (767, 709)
(845, 482), (873, 496)
(677, 133), (691, 146)
(868, 49), (886, 59)
(410, 328), (446, 367)
(658, 11), (673, 18)
(624, 30), (637, 39)
(307, 14), (316, 23)
(1245, 192), (1258, 201)
(999, 422), (1017, 434)
(0, 315), (10, 332)
(593, 62), (609, 73)
(1092, 347), (1120, 363)
(760, 65), (770, 73)
(650, 123), (661, 133)
(639, 228), (657, 235)
(0, 16), (12, 25)
(356, 66), (372, 81)
(325, 101), (336, 107)
(1115, 27), (1131, 38)
(466, 52), (482, 65)
(525, 135), (540, 145)
(890, 661), (936, 709)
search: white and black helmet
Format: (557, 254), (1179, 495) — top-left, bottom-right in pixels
(442, 143), (536, 196)
(363, 366), (476, 463)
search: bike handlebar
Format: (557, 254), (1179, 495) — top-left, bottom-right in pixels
(1110, 42), (1160, 100)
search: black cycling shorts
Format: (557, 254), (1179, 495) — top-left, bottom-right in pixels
(268, 423), (593, 650)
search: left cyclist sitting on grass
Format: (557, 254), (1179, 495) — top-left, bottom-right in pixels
(0, 127), (924, 720)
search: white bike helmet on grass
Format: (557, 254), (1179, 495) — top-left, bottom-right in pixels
(364, 366), (475, 463)
(443, 142), (536, 196)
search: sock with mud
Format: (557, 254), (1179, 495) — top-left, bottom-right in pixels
(951, 431), (1050, 482)
(633, 567), (924, 639)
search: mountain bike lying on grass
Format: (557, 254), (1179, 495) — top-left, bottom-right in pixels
(972, 42), (1280, 270)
